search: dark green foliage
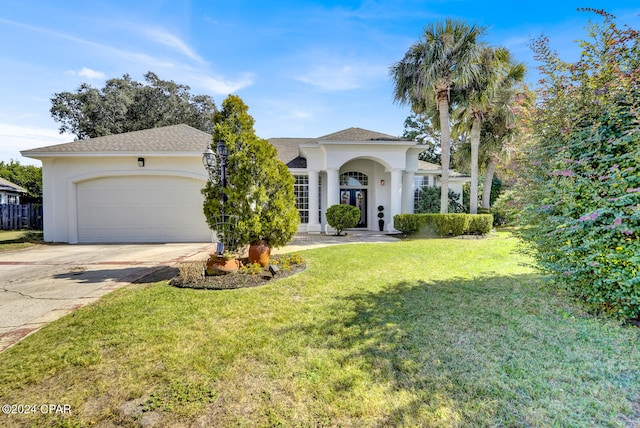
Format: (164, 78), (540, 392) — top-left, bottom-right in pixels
(429, 214), (471, 236)
(0, 160), (42, 203)
(466, 214), (494, 235)
(326, 204), (360, 236)
(394, 214), (429, 235)
(202, 95), (299, 251)
(520, 10), (640, 320)
(491, 190), (522, 226)
(488, 177), (502, 207)
(402, 113), (442, 164)
(50, 72), (216, 140)
(394, 213), (492, 236)
(415, 186), (465, 213)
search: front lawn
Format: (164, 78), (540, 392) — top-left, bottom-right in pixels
(0, 230), (43, 252)
(0, 231), (638, 427)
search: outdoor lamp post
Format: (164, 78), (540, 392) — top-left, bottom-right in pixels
(202, 147), (216, 182)
(203, 140), (231, 254)
(216, 140), (228, 204)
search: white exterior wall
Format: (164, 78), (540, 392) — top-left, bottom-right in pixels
(40, 155), (210, 243)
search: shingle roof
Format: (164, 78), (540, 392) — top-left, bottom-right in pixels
(318, 127), (405, 141)
(0, 177), (27, 193)
(417, 160), (466, 177)
(21, 124), (211, 155)
(267, 138), (311, 168)
(22, 125), (416, 171)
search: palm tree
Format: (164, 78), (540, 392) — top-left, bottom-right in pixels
(480, 105), (518, 210)
(390, 19), (485, 213)
(454, 47), (525, 214)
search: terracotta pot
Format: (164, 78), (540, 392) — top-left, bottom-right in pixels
(249, 240), (271, 267)
(206, 256), (240, 275)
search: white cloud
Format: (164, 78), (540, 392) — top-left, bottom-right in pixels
(141, 27), (204, 63)
(0, 123), (72, 165)
(193, 73), (254, 95)
(294, 63), (386, 91)
(65, 67), (105, 79)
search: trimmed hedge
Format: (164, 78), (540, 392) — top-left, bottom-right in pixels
(466, 214), (493, 235)
(393, 213), (493, 237)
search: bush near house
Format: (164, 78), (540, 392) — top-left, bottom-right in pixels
(394, 213), (493, 236)
(326, 204), (360, 235)
(520, 10), (640, 320)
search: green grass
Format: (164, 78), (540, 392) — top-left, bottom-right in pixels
(0, 230), (43, 251)
(0, 231), (638, 427)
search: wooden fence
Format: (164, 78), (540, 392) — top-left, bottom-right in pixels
(0, 204), (43, 230)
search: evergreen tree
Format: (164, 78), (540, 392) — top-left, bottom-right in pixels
(202, 95), (299, 252)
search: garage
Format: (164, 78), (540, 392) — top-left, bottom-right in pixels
(76, 175), (211, 243)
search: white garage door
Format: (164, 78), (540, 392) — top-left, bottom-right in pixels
(76, 175), (211, 243)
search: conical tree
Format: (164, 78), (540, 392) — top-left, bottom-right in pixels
(390, 19), (485, 213)
(202, 95), (299, 252)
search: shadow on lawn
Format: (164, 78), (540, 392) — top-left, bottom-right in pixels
(278, 273), (640, 426)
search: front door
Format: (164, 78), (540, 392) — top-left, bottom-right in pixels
(340, 189), (367, 228)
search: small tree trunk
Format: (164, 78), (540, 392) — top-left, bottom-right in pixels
(469, 117), (481, 214)
(438, 93), (450, 214)
(481, 156), (498, 209)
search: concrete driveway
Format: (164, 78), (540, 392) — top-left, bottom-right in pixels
(0, 243), (214, 352)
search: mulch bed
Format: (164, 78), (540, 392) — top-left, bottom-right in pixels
(132, 254), (307, 290)
(170, 262), (306, 290)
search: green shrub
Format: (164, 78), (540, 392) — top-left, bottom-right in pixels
(429, 214), (470, 236)
(394, 213), (492, 237)
(415, 186), (466, 213)
(521, 11), (640, 320)
(393, 214), (428, 235)
(491, 190), (522, 226)
(466, 214), (493, 235)
(326, 204), (360, 236)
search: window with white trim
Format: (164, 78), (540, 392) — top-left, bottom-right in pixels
(293, 175), (309, 224)
(413, 176), (430, 211)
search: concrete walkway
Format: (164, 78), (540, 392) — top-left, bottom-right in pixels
(274, 230), (401, 253)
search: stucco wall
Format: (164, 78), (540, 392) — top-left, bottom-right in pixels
(40, 155), (208, 243)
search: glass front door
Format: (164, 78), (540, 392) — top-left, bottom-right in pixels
(340, 189), (367, 228)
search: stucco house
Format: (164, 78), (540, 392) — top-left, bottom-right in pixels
(22, 124), (468, 243)
(0, 177), (27, 205)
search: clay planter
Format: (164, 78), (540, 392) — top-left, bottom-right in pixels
(248, 240), (271, 267)
(206, 256), (240, 275)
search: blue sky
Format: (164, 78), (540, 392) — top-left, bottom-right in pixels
(1, 1), (639, 166)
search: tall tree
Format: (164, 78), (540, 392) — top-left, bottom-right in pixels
(390, 19), (485, 213)
(401, 113), (441, 164)
(454, 47), (525, 213)
(202, 95), (299, 252)
(50, 72), (216, 140)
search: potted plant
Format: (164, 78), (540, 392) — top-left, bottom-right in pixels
(206, 250), (240, 275)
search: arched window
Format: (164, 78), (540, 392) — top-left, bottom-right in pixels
(339, 171), (368, 187)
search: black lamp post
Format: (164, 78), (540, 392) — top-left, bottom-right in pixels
(203, 140), (232, 254)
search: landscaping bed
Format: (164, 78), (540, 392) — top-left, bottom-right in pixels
(170, 254), (306, 290)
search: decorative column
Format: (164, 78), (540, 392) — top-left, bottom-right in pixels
(402, 170), (415, 214)
(324, 168), (339, 233)
(388, 169), (403, 232)
(307, 170), (321, 233)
